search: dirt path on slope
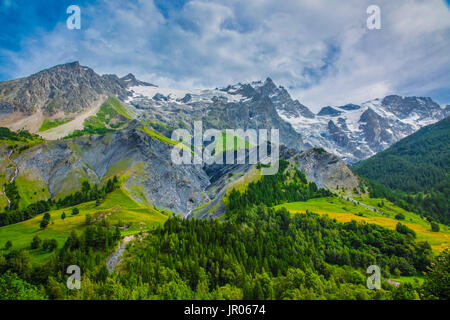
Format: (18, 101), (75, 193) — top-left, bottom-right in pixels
(8, 149), (18, 183)
(106, 235), (135, 273)
(3, 149), (18, 209)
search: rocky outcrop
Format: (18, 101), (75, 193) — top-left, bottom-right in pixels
(10, 127), (211, 215)
(120, 73), (156, 88)
(289, 148), (360, 193)
(381, 95), (446, 120)
(0, 62), (152, 116)
(253, 78), (315, 119)
(318, 106), (342, 117)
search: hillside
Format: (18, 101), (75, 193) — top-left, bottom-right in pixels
(1, 157), (447, 300)
(0, 186), (168, 263)
(352, 117), (450, 193)
(0, 63), (449, 301)
(351, 117), (449, 225)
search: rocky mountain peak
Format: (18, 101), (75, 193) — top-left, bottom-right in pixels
(0, 62), (131, 116)
(318, 106), (342, 117)
(120, 73), (156, 88)
(338, 104), (360, 111)
(381, 95), (444, 120)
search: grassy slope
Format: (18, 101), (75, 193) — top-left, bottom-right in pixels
(0, 187), (168, 264)
(0, 131), (47, 209)
(84, 97), (132, 130)
(14, 175), (51, 209)
(140, 127), (178, 146)
(274, 197), (450, 252)
(38, 119), (73, 132)
(64, 97), (133, 138)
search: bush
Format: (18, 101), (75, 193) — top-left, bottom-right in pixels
(431, 222), (440, 232)
(395, 213), (405, 220)
(31, 236), (41, 249)
(4, 241), (12, 250)
(72, 208), (79, 216)
(42, 239), (58, 252)
(40, 212), (50, 229)
(48, 239), (58, 251)
(396, 222), (416, 238)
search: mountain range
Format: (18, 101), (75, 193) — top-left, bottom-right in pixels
(0, 62), (448, 217)
(1, 62), (449, 301)
(1, 62), (448, 164)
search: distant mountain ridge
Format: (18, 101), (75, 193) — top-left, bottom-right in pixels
(272, 92), (449, 163)
(0, 62), (448, 163)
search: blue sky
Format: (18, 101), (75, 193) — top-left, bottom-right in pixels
(1, 0), (449, 110)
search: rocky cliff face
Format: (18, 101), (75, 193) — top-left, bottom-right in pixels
(6, 127), (214, 215)
(288, 148), (360, 193)
(126, 76), (448, 164)
(282, 97), (449, 163)
(127, 79), (305, 151)
(1, 132), (362, 218)
(0, 62), (156, 124)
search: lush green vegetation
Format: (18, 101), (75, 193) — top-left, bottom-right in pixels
(421, 249), (450, 300)
(64, 97), (131, 139)
(275, 197), (450, 252)
(353, 117), (450, 225)
(362, 178), (449, 225)
(0, 223), (121, 300)
(0, 127), (43, 148)
(38, 119), (73, 132)
(0, 134), (448, 300)
(0, 127), (39, 142)
(0, 184), (168, 263)
(353, 117), (449, 193)
(1, 202), (445, 300)
(0, 177), (119, 227)
(140, 126), (179, 146)
(227, 160), (333, 211)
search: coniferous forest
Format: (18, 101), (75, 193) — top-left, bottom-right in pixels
(0, 164), (448, 300)
(353, 117), (450, 225)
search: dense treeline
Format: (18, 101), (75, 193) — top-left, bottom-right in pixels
(352, 117), (449, 193)
(4, 181), (20, 210)
(0, 127), (40, 142)
(117, 207), (433, 299)
(0, 177), (119, 227)
(0, 202), (448, 300)
(64, 127), (115, 139)
(227, 160), (333, 211)
(0, 223), (121, 300)
(353, 117), (450, 225)
(364, 178), (450, 225)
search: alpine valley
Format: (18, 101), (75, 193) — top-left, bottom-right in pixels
(0, 62), (448, 300)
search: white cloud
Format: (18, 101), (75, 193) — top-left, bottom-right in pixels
(2, 0), (449, 110)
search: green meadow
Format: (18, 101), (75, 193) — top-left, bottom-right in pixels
(274, 197), (450, 252)
(39, 118), (73, 132)
(0, 187), (168, 264)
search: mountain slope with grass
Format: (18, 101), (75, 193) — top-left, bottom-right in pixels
(352, 117), (450, 224)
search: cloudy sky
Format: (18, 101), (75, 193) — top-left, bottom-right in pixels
(1, 0), (449, 111)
